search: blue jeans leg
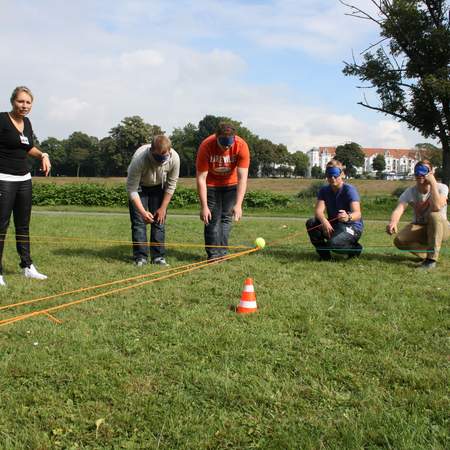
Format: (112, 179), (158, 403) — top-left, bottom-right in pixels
(306, 217), (331, 259)
(204, 186), (237, 259)
(146, 186), (165, 260)
(328, 222), (362, 256)
(129, 191), (149, 262)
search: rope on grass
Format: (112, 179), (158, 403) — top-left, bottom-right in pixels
(1, 235), (251, 250)
(0, 248), (259, 329)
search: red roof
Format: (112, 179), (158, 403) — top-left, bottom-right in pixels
(318, 146), (420, 159)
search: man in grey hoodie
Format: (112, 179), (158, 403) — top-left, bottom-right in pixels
(126, 135), (180, 266)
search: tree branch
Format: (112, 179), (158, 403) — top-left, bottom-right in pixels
(339, 0), (383, 25)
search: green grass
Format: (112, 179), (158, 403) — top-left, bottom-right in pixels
(0, 212), (448, 449)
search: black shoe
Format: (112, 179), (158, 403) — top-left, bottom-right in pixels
(347, 244), (363, 259)
(417, 259), (436, 270)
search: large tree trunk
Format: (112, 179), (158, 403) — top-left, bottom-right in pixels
(441, 134), (450, 187)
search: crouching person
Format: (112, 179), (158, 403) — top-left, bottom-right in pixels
(306, 160), (363, 260)
(126, 135), (180, 266)
(386, 160), (449, 270)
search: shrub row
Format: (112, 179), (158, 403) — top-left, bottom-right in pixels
(32, 183), (293, 209)
(32, 183), (400, 211)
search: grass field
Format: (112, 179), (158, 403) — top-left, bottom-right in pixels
(0, 212), (448, 449)
(33, 176), (411, 197)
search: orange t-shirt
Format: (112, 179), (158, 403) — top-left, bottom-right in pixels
(196, 134), (250, 187)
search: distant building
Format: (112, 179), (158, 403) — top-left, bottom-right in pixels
(307, 146), (423, 179)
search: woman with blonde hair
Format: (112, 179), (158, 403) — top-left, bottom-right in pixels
(0, 86), (51, 286)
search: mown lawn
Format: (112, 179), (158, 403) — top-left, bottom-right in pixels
(0, 212), (448, 449)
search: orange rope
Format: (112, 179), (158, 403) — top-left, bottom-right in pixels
(0, 256), (239, 312)
(0, 248), (259, 328)
(2, 235), (250, 250)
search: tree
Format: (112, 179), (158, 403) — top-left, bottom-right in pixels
(372, 153), (386, 178)
(416, 142), (443, 178)
(170, 123), (199, 177)
(40, 137), (66, 176)
(311, 165), (323, 178)
(65, 132), (98, 177)
(341, 0), (450, 185)
(109, 116), (164, 175)
(290, 151), (309, 177)
(334, 142), (365, 177)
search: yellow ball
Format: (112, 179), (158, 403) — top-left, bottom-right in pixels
(255, 237), (266, 249)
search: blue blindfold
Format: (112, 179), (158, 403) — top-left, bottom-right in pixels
(152, 152), (170, 164)
(414, 164), (429, 176)
(218, 136), (235, 147)
(325, 167), (342, 178)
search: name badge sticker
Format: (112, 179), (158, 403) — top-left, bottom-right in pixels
(345, 226), (355, 236)
(20, 135), (30, 145)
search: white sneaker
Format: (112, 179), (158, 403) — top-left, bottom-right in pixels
(0, 275), (6, 286)
(23, 264), (48, 280)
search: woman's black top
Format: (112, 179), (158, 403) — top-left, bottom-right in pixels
(0, 112), (34, 175)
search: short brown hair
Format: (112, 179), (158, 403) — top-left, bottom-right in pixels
(151, 135), (171, 153)
(10, 86), (34, 104)
(215, 122), (236, 136)
(327, 159), (345, 170)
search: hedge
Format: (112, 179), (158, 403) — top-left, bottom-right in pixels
(32, 183), (292, 209)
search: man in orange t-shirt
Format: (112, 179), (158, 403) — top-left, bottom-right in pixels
(196, 122), (250, 260)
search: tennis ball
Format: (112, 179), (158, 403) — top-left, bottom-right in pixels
(255, 237), (266, 249)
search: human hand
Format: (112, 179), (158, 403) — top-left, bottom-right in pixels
(232, 204), (243, 221)
(322, 220), (334, 238)
(141, 210), (154, 224)
(200, 206), (212, 224)
(386, 222), (397, 235)
(337, 209), (349, 222)
(424, 172), (437, 186)
(154, 207), (167, 224)
(41, 154), (51, 176)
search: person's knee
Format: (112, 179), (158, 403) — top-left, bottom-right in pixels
(393, 235), (405, 249)
(306, 218), (316, 229)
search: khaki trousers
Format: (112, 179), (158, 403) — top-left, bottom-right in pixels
(394, 212), (450, 261)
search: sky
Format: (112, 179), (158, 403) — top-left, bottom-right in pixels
(0, 0), (431, 152)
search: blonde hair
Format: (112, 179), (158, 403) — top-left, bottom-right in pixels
(10, 86), (34, 104)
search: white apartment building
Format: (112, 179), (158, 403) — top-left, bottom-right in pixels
(307, 146), (422, 178)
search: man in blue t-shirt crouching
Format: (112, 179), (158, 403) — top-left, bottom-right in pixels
(306, 160), (363, 260)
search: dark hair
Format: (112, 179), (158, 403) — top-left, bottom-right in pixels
(215, 122), (236, 136)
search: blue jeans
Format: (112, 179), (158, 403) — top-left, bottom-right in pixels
(205, 185), (237, 259)
(129, 185), (165, 261)
(306, 218), (363, 259)
(0, 179), (33, 274)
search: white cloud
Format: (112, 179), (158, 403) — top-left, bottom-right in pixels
(119, 49), (164, 68)
(0, 0), (431, 151)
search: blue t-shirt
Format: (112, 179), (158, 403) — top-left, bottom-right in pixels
(317, 183), (363, 231)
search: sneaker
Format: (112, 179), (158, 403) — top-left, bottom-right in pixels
(348, 244), (363, 259)
(151, 257), (169, 266)
(0, 275), (6, 287)
(134, 258), (148, 267)
(23, 264), (47, 280)
(417, 259), (436, 270)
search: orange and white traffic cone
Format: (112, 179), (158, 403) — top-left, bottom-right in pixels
(237, 278), (258, 314)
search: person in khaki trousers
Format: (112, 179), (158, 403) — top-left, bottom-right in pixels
(386, 160), (449, 270)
